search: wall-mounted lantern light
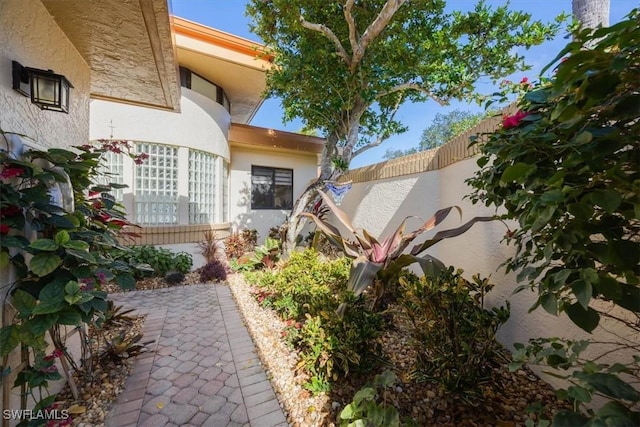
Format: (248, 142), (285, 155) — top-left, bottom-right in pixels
(12, 61), (73, 113)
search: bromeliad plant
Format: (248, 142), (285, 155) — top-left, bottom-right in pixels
(0, 132), (147, 415)
(301, 190), (493, 312)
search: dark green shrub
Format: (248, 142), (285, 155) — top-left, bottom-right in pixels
(124, 245), (192, 278)
(164, 271), (185, 285)
(400, 268), (509, 394)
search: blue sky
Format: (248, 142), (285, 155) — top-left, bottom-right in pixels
(170, 0), (634, 168)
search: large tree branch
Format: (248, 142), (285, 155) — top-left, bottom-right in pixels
(377, 82), (447, 105)
(344, 0), (359, 57)
(299, 16), (351, 66)
(351, 94), (403, 158)
(351, 0), (407, 73)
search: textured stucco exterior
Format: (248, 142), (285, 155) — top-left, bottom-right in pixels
(0, 0), (90, 148)
(90, 89), (230, 159)
(230, 146), (318, 242)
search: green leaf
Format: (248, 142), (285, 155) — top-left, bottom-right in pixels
(115, 274), (136, 290)
(56, 308), (82, 325)
(63, 240), (90, 251)
(32, 300), (65, 315)
(0, 235), (30, 249)
(540, 293), (558, 315)
(64, 281), (80, 295)
(352, 387), (376, 403)
(571, 280), (592, 310)
(501, 163), (536, 183)
(589, 189), (622, 213)
(0, 251), (9, 268)
(552, 410), (589, 427)
(65, 249), (96, 263)
(564, 303), (600, 333)
(12, 290), (37, 318)
(29, 253), (62, 276)
(0, 325), (20, 357)
(340, 403), (356, 420)
(26, 314), (59, 335)
(574, 131), (592, 145)
(567, 385), (592, 403)
(54, 230), (70, 245)
(616, 284), (640, 312)
(574, 372), (640, 401)
(29, 239), (59, 251)
(39, 281), (65, 303)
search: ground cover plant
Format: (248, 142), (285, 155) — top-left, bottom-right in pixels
(468, 10), (640, 425)
(246, 249), (383, 393)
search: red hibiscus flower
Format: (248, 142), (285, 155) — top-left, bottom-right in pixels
(0, 166), (25, 180)
(0, 223), (10, 234)
(503, 110), (529, 129)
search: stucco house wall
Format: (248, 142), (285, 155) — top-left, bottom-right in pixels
(230, 146), (319, 242)
(0, 0), (90, 149)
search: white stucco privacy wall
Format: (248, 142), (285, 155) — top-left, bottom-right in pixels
(339, 156), (622, 390)
(0, 0), (90, 149)
(230, 146), (318, 242)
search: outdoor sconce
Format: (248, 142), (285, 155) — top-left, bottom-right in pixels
(12, 61), (73, 113)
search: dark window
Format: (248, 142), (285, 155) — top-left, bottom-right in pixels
(251, 166), (293, 209)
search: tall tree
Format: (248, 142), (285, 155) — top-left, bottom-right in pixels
(572, 0), (610, 29)
(247, 0), (563, 252)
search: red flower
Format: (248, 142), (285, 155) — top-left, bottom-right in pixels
(88, 191), (101, 198)
(44, 355), (55, 362)
(0, 166), (24, 180)
(295, 322), (302, 329)
(97, 212), (111, 222)
(1, 205), (21, 217)
(503, 110), (529, 129)
(52, 348), (64, 358)
(0, 223), (9, 235)
(520, 77), (529, 84)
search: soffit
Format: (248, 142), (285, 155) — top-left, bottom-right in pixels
(41, 0), (180, 111)
(229, 123), (325, 156)
(173, 17), (273, 124)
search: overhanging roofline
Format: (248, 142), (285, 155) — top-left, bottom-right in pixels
(229, 123), (325, 155)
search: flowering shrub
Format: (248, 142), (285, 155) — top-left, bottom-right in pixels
(468, 11), (640, 425)
(0, 131), (147, 416)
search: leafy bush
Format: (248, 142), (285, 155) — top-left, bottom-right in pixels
(253, 249), (382, 392)
(302, 190), (492, 314)
(254, 249), (350, 319)
(199, 259), (228, 283)
(123, 245), (192, 278)
(468, 11), (640, 425)
(340, 370), (411, 427)
(399, 268), (509, 394)
(224, 229), (258, 260)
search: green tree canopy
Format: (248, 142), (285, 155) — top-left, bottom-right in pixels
(246, 0), (564, 249)
(384, 109), (486, 160)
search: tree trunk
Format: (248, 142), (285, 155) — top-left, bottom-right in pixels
(572, 0), (610, 29)
(282, 133), (343, 256)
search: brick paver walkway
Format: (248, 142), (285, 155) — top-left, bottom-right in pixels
(104, 284), (288, 427)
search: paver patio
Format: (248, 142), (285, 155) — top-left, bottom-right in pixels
(104, 284), (288, 427)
